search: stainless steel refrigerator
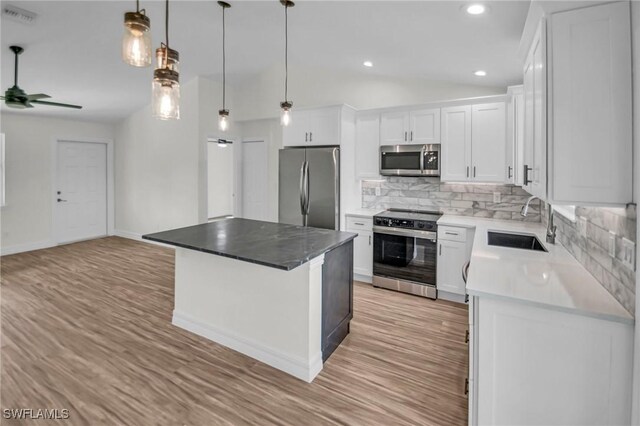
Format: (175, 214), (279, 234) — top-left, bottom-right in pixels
(278, 146), (340, 230)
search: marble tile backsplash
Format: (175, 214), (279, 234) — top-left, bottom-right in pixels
(543, 204), (637, 315)
(361, 177), (541, 221)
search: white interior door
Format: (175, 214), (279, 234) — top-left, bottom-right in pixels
(241, 140), (268, 221)
(55, 141), (107, 243)
(207, 141), (235, 219)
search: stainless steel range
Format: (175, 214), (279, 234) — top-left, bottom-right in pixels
(372, 209), (442, 299)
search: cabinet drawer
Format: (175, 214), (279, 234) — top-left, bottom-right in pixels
(346, 216), (373, 231)
(438, 226), (467, 242)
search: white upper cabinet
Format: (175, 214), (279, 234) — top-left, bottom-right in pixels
(355, 112), (381, 179)
(441, 102), (507, 183)
(380, 111), (409, 145)
(409, 108), (441, 144)
(380, 108), (441, 145)
(283, 106), (342, 147)
(506, 85), (524, 185)
(471, 103), (506, 183)
(548, 2), (632, 205)
(441, 105), (472, 182)
(522, 20), (547, 200)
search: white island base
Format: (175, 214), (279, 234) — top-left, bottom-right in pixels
(171, 247), (325, 383)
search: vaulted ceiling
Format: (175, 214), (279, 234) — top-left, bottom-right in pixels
(1, 0), (529, 122)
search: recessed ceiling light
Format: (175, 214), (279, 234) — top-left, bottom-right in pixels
(363, 61), (373, 67)
(474, 70), (487, 76)
(466, 4), (486, 15)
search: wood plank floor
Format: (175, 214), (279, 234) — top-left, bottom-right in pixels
(1, 237), (468, 426)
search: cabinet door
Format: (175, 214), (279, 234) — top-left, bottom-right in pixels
(380, 111), (409, 145)
(409, 108), (440, 144)
(282, 110), (310, 147)
(523, 55), (535, 192)
(506, 87), (524, 185)
(549, 2), (632, 205)
(307, 107), (341, 146)
(441, 105), (471, 182)
(352, 231), (373, 278)
(436, 239), (468, 295)
(355, 113), (381, 179)
(471, 102), (506, 183)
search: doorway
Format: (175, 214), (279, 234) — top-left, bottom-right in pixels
(207, 139), (235, 219)
(54, 140), (108, 244)
(241, 139), (268, 221)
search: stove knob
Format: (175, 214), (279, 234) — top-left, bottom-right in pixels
(417, 222), (424, 229)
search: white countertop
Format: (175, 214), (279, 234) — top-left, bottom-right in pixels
(345, 209), (383, 218)
(438, 215), (634, 325)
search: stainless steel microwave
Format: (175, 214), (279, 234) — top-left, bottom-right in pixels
(380, 144), (440, 177)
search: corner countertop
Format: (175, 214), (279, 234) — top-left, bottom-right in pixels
(345, 209), (383, 219)
(438, 215), (634, 325)
(142, 218), (357, 271)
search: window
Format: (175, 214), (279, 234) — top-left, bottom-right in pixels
(553, 204), (576, 222)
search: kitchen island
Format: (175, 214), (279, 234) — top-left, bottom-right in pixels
(143, 218), (356, 382)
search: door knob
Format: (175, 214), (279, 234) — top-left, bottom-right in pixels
(57, 198), (67, 202)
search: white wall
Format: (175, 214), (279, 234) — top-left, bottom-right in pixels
(114, 76), (235, 236)
(233, 63), (506, 121)
(0, 113), (114, 253)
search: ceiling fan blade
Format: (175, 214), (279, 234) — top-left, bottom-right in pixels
(26, 93), (51, 100)
(31, 100), (82, 109)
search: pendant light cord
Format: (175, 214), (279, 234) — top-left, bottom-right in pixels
(222, 6), (226, 109)
(136, 0), (139, 13)
(284, 3), (288, 103)
(165, 0), (169, 47)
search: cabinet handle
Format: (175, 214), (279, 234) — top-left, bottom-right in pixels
(445, 231), (459, 236)
(368, 235), (371, 246)
(404, 131), (407, 142)
(466, 166), (469, 178)
(523, 164), (532, 185)
(439, 244), (442, 256)
(410, 131), (413, 141)
(473, 166), (476, 178)
(508, 166), (513, 179)
(310, 132), (313, 142)
(354, 222), (364, 226)
(464, 378), (469, 396)
(305, 132), (308, 142)
(465, 329), (469, 344)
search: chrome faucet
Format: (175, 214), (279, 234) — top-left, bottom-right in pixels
(521, 195), (556, 244)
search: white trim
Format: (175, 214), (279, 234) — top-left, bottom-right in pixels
(0, 239), (55, 256)
(552, 204), (577, 222)
(113, 229), (175, 249)
(173, 310), (323, 383)
(354, 273), (372, 284)
(438, 290), (467, 304)
(51, 137), (115, 245)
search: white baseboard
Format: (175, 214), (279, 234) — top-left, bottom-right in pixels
(1, 239), (55, 256)
(114, 229), (174, 249)
(438, 290), (467, 304)
(354, 273), (373, 284)
(173, 310), (323, 383)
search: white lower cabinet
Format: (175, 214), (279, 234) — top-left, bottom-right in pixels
(469, 296), (633, 426)
(346, 216), (373, 282)
(437, 225), (473, 296)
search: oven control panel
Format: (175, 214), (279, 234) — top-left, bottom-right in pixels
(374, 217), (436, 231)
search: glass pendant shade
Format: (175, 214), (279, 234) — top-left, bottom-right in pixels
(280, 101), (292, 127)
(152, 79), (180, 120)
(218, 110), (229, 132)
(122, 12), (152, 67)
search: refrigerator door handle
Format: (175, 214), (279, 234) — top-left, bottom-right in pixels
(303, 161), (310, 215)
(299, 161), (306, 215)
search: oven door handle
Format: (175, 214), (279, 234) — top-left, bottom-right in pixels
(373, 226), (437, 239)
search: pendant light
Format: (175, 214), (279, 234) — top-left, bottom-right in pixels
(122, 0), (152, 67)
(152, 0), (180, 120)
(218, 1), (231, 132)
(280, 0), (294, 127)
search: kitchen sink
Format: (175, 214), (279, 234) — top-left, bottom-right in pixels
(487, 231), (548, 252)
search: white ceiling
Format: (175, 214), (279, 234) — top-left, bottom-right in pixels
(1, 0), (530, 123)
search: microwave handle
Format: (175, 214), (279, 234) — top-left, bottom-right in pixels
(419, 145), (426, 172)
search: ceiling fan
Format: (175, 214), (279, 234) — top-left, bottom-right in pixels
(1, 45), (82, 110)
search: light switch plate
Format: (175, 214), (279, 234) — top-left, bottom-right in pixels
(375, 187), (381, 196)
(622, 238), (636, 270)
(608, 231), (616, 257)
(493, 192), (501, 203)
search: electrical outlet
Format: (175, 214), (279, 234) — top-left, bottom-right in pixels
(375, 187), (381, 196)
(608, 231), (616, 257)
(622, 238), (636, 270)
(577, 216), (587, 238)
(493, 192), (501, 203)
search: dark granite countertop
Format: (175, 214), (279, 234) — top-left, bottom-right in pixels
(142, 218), (357, 271)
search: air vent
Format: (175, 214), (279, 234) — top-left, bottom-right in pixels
(2, 4), (37, 25)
